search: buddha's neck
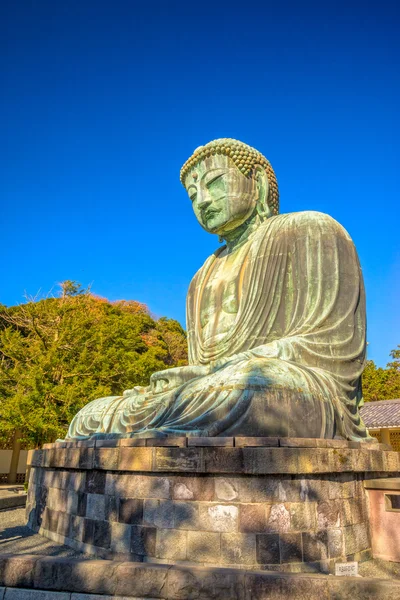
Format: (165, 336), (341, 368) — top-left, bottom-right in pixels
(221, 212), (260, 253)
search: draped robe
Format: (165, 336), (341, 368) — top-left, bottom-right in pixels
(66, 211), (369, 441)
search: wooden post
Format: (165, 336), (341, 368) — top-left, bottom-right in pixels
(381, 428), (391, 447)
(8, 429), (22, 484)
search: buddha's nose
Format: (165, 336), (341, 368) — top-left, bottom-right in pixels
(196, 188), (211, 209)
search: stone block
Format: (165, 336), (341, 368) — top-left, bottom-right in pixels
(341, 498), (364, 526)
(256, 533), (280, 564)
(0, 555), (39, 588)
(94, 439), (119, 447)
(327, 528), (343, 558)
(147, 436), (187, 447)
(144, 499), (174, 529)
(4, 590), (70, 599)
(383, 451), (400, 471)
(70, 516), (84, 541)
(79, 448), (94, 469)
(245, 572), (330, 600)
(155, 448), (202, 472)
(114, 563), (169, 598)
(266, 503), (290, 533)
(277, 478), (309, 502)
(93, 520), (111, 548)
(187, 531), (220, 563)
(56, 512), (71, 537)
(131, 525), (156, 556)
(279, 532), (303, 563)
(118, 437), (146, 447)
(174, 501), (200, 529)
(327, 578), (400, 600)
(302, 531), (328, 561)
(235, 437), (279, 447)
(27, 449), (38, 466)
(326, 439), (349, 448)
(85, 471), (106, 495)
(214, 477), (239, 501)
(173, 476), (214, 501)
(146, 476), (171, 499)
(199, 503), (238, 532)
(167, 565), (245, 600)
(156, 528), (187, 560)
(110, 522), (132, 553)
(33, 557), (116, 595)
(369, 450), (385, 472)
(104, 495), (118, 522)
(317, 500), (341, 529)
(237, 477), (279, 502)
(44, 508), (59, 533)
(243, 448), (298, 474)
(289, 502), (317, 531)
(204, 448), (243, 473)
(82, 518), (96, 545)
(76, 492), (87, 517)
(331, 449), (355, 472)
(119, 498), (143, 524)
(86, 494), (105, 520)
(279, 437), (317, 448)
(118, 447), (152, 471)
(65, 448), (81, 469)
(94, 448), (119, 470)
(239, 503), (267, 533)
(105, 473), (141, 497)
(344, 522), (369, 555)
(66, 490), (78, 515)
(65, 471), (86, 493)
(188, 437), (233, 447)
(221, 532), (256, 565)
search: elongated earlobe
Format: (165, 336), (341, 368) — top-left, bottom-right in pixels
(254, 167), (271, 221)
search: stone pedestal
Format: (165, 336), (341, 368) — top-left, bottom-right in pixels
(26, 437), (400, 573)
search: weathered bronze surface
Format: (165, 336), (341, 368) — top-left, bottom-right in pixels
(67, 139), (369, 441)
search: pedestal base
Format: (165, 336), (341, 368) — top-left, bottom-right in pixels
(26, 436), (400, 573)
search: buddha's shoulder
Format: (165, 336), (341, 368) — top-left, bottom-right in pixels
(266, 211), (352, 241)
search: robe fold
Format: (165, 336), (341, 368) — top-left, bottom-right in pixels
(66, 211), (369, 441)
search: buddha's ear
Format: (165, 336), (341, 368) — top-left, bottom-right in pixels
(254, 165), (271, 220)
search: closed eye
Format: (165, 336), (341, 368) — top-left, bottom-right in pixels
(205, 173), (225, 188)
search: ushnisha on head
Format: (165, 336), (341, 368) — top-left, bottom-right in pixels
(180, 138), (279, 217)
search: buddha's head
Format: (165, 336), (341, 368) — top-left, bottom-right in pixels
(180, 138), (279, 237)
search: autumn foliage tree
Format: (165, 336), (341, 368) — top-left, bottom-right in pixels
(0, 282), (188, 446)
(362, 346), (400, 402)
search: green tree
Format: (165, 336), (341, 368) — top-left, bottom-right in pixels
(362, 345), (400, 402)
(0, 282), (188, 446)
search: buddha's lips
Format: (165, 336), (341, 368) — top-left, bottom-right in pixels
(203, 209), (220, 219)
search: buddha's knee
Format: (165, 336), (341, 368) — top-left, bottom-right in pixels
(220, 358), (335, 438)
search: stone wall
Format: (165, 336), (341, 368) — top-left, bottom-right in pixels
(26, 437), (400, 573)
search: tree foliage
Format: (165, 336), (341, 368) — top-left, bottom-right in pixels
(0, 282), (188, 446)
(362, 345), (400, 402)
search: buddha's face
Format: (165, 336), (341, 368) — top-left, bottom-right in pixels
(185, 155), (259, 236)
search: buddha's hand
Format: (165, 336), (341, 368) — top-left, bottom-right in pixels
(123, 385), (150, 397)
(150, 365), (211, 395)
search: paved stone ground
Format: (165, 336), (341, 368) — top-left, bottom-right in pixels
(0, 508), (399, 578)
(0, 508), (91, 557)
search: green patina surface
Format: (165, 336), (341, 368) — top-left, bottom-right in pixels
(67, 138), (370, 441)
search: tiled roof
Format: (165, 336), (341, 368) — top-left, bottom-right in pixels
(360, 399), (400, 429)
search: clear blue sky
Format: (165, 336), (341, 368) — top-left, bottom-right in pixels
(2, 1), (399, 367)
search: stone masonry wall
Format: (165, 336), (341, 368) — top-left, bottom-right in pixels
(26, 437), (400, 573)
